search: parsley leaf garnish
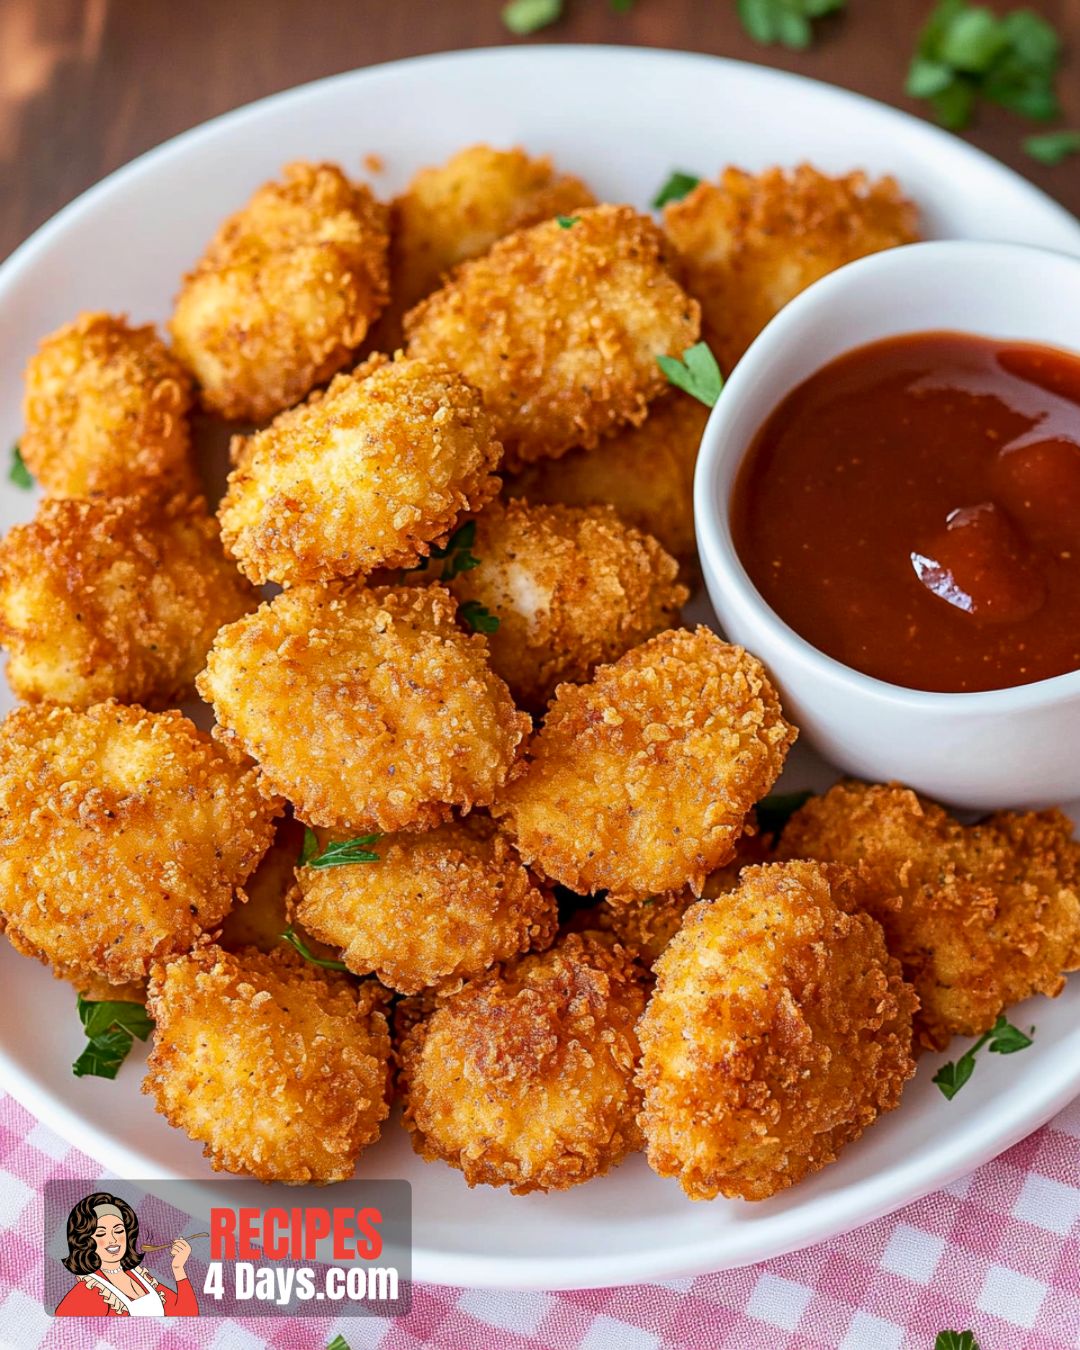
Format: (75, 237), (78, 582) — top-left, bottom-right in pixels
(459, 600), (500, 634)
(1025, 129), (1080, 164)
(756, 790), (813, 837)
(933, 1014), (1034, 1100)
(410, 521), (481, 580)
(651, 171), (700, 210)
(9, 444), (32, 489)
(502, 0), (562, 35)
(72, 995), (154, 1080)
(657, 342), (724, 408)
(737, 0), (846, 50)
(556, 215), (580, 228)
(907, 1), (1061, 130)
(935, 1333), (980, 1350)
(281, 925), (349, 971)
(298, 827), (381, 869)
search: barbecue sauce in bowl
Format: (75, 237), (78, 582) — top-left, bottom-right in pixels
(730, 332), (1080, 692)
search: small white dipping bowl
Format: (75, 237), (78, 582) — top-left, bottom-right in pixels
(695, 239), (1080, 811)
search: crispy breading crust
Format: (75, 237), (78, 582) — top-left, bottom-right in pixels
(370, 144), (596, 350)
(170, 161), (390, 420)
(218, 355), (502, 585)
(398, 933), (648, 1193)
(664, 165), (919, 373)
(444, 499), (688, 711)
(21, 312), (195, 498)
(778, 781), (1080, 1049)
(405, 204), (700, 468)
(0, 702), (279, 986)
(637, 861), (918, 1201)
(144, 945), (391, 1183)
(198, 582), (530, 833)
(0, 492), (256, 708)
(570, 820), (773, 968)
(295, 814), (557, 994)
(506, 393), (706, 564)
(494, 628), (796, 900)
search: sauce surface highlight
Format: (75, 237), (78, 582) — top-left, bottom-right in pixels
(730, 331), (1080, 692)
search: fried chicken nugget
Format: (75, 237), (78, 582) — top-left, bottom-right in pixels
(21, 312), (195, 498)
(144, 945), (391, 1183)
(198, 582), (530, 834)
(218, 355), (502, 586)
(170, 162), (390, 421)
(444, 499), (688, 710)
(295, 814), (557, 994)
(0, 492), (255, 708)
(0, 702), (279, 987)
(405, 205), (700, 468)
(664, 165), (919, 373)
(778, 782), (1080, 1049)
(572, 822), (773, 968)
(398, 932), (647, 1193)
(371, 144), (596, 349)
(506, 393), (706, 564)
(637, 861), (918, 1201)
(494, 628), (796, 900)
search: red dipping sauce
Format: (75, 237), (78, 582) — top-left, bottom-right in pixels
(730, 332), (1080, 692)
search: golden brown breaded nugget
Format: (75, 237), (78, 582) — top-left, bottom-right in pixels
(21, 312), (195, 498)
(398, 933), (647, 1193)
(144, 945), (390, 1183)
(198, 582), (530, 834)
(638, 861), (918, 1200)
(170, 162), (389, 420)
(371, 144), (596, 349)
(218, 355), (501, 586)
(506, 394), (706, 564)
(61, 969), (148, 1005)
(443, 499), (687, 710)
(778, 782), (1080, 1049)
(406, 205), (700, 468)
(295, 814), (557, 994)
(571, 822), (773, 968)
(664, 165), (918, 373)
(494, 628), (796, 900)
(0, 702), (279, 987)
(0, 493), (255, 708)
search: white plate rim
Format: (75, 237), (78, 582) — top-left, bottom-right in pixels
(1, 45), (1080, 1291)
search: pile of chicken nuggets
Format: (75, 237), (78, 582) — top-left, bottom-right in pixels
(2, 144), (1079, 1201)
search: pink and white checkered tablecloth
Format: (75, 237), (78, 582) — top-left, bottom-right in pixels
(1, 1089), (1077, 1350)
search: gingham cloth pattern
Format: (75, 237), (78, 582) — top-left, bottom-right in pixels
(1, 1091), (1077, 1350)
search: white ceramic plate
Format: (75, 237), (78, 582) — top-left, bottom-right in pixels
(2, 47), (1080, 1292)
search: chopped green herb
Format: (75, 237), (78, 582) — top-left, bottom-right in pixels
(72, 995), (154, 1080)
(556, 215), (580, 228)
(502, 0), (563, 36)
(281, 925), (349, 971)
(1025, 129), (1080, 164)
(651, 171), (700, 210)
(410, 521), (481, 580)
(610, 0), (636, 10)
(299, 829), (382, 869)
(656, 342), (724, 408)
(326, 1337), (352, 1350)
(933, 1014), (1033, 1099)
(756, 790), (813, 837)
(907, 0), (1061, 130)
(9, 444), (32, 489)
(459, 600), (500, 634)
(935, 1333), (980, 1350)
(737, 0), (845, 50)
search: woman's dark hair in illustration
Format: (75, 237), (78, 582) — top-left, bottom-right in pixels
(61, 1191), (144, 1274)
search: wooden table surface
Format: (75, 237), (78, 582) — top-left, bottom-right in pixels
(1, 0), (1077, 259)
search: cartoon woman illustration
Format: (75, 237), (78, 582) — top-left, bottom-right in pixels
(54, 1191), (198, 1317)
